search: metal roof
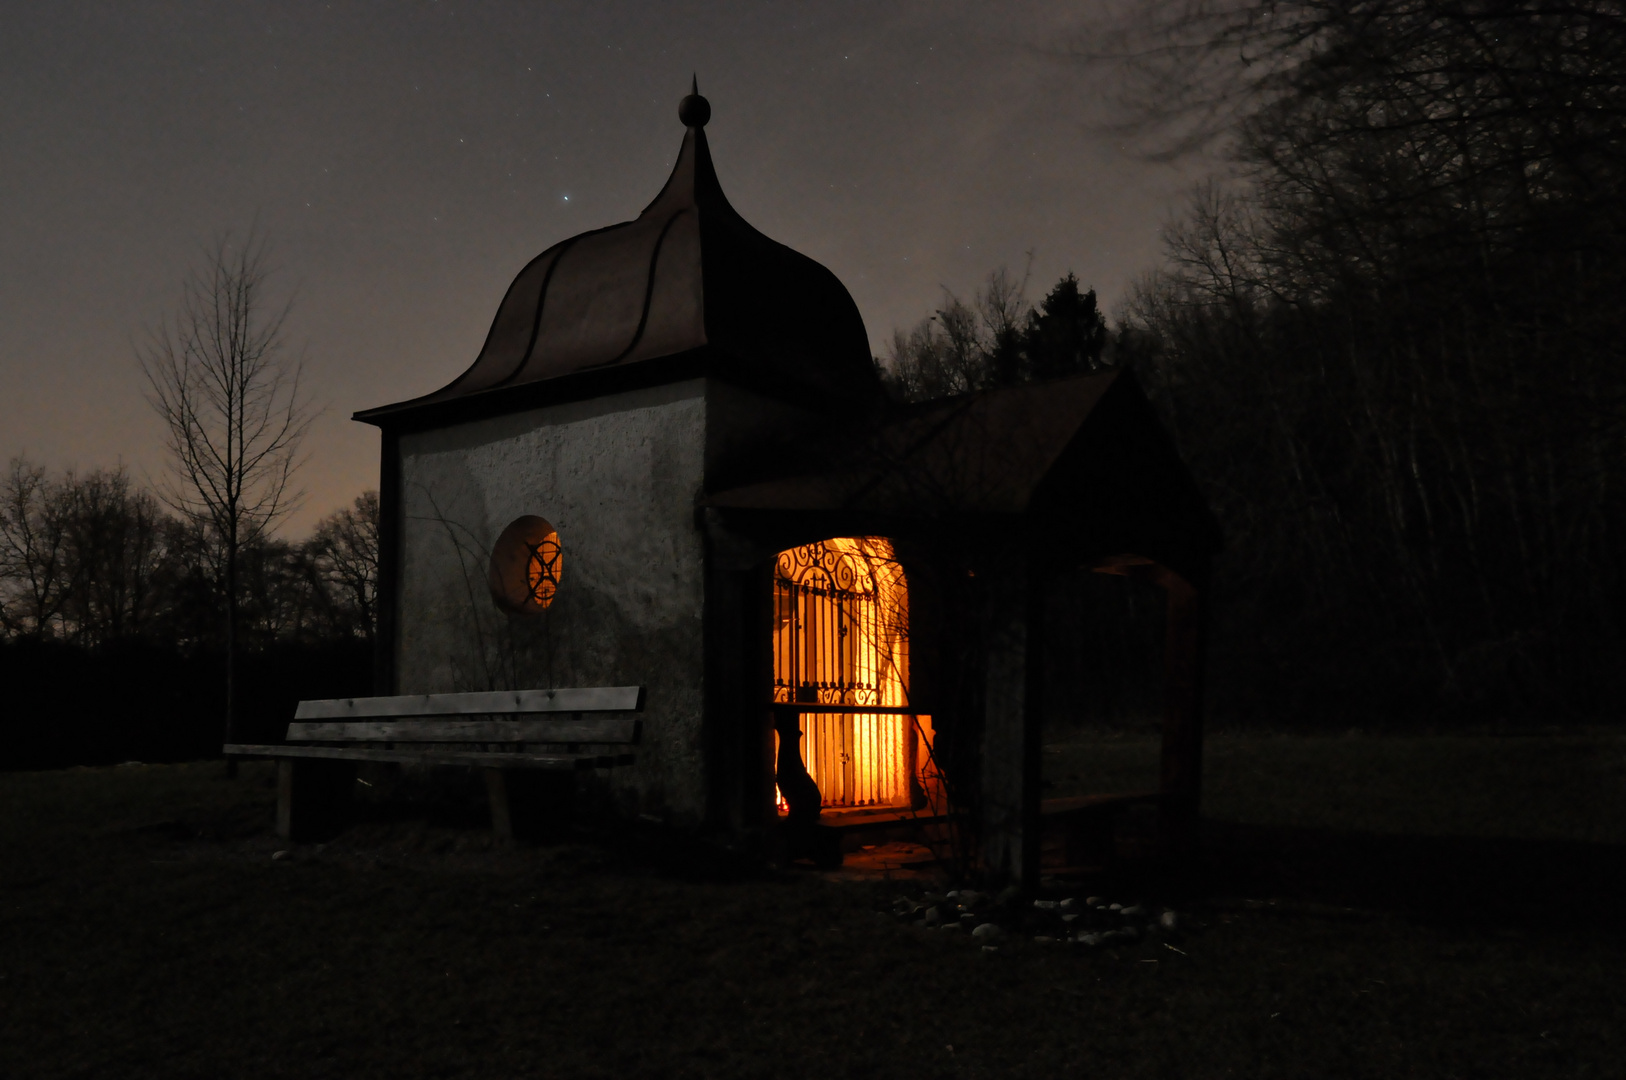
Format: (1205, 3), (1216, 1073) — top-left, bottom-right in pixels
(357, 86), (884, 426)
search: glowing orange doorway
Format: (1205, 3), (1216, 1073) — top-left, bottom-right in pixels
(772, 537), (924, 810)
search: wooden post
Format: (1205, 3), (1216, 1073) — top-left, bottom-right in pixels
(484, 768), (514, 847)
(980, 548), (1043, 890)
(1157, 572), (1207, 862)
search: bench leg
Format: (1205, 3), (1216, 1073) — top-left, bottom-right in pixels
(276, 760), (294, 840)
(484, 768), (513, 847)
(277, 758), (355, 842)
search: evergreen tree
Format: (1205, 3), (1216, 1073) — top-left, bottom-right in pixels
(1022, 273), (1107, 381)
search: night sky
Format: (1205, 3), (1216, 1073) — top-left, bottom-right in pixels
(1, 2), (1196, 533)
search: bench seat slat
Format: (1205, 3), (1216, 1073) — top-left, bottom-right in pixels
(225, 743), (634, 770)
(293, 686), (643, 721)
(284, 718), (639, 744)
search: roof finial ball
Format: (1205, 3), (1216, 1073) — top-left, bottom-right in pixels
(679, 74), (710, 128)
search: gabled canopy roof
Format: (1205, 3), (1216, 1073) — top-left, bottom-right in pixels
(706, 373), (1113, 514)
(706, 370), (1222, 583)
(357, 85), (884, 428)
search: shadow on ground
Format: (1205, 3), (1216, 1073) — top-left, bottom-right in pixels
(1198, 819), (1626, 928)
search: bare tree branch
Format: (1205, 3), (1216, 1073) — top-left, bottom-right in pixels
(137, 226), (316, 744)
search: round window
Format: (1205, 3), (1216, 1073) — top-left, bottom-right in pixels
(488, 516), (562, 614)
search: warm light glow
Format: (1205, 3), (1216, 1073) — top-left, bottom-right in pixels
(525, 534), (561, 607)
(488, 515), (562, 614)
(772, 537), (928, 810)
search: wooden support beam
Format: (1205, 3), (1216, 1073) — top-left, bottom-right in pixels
(979, 547), (1044, 891)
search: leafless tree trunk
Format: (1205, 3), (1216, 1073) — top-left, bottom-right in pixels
(138, 229), (313, 754)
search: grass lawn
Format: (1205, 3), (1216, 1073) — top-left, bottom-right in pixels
(3, 731), (1624, 1078)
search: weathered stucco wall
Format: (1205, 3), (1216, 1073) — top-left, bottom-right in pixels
(396, 380), (708, 824)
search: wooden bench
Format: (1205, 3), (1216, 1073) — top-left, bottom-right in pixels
(225, 686), (644, 844)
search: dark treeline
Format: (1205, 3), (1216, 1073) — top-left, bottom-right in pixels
(880, 271), (1173, 735)
(882, 268), (1112, 401)
(0, 458), (377, 767)
(1122, 0), (1626, 722)
(887, 0), (1626, 724)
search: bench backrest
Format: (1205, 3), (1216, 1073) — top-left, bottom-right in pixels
(286, 687), (644, 745)
(294, 686), (642, 720)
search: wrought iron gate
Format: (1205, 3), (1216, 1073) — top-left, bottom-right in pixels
(771, 539), (911, 808)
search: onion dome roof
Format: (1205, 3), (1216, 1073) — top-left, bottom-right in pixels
(358, 83), (883, 426)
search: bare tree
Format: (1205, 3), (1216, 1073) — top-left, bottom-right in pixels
(880, 264), (1110, 403)
(138, 229), (313, 749)
(0, 457), (69, 639)
(1102, 1), (1626, 721)
(882, 265), (1033, 401)
(56, 466), (168, 647)
(305, 490), (380, 641)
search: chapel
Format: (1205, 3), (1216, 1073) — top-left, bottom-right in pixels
(355, 85), (1220, 883)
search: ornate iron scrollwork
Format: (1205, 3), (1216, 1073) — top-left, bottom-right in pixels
(772, 542), (884, 707)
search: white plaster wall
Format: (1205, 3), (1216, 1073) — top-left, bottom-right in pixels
(396, 380), (708, 824)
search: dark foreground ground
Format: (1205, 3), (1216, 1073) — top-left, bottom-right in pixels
(3, 730), (1624, 1079)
